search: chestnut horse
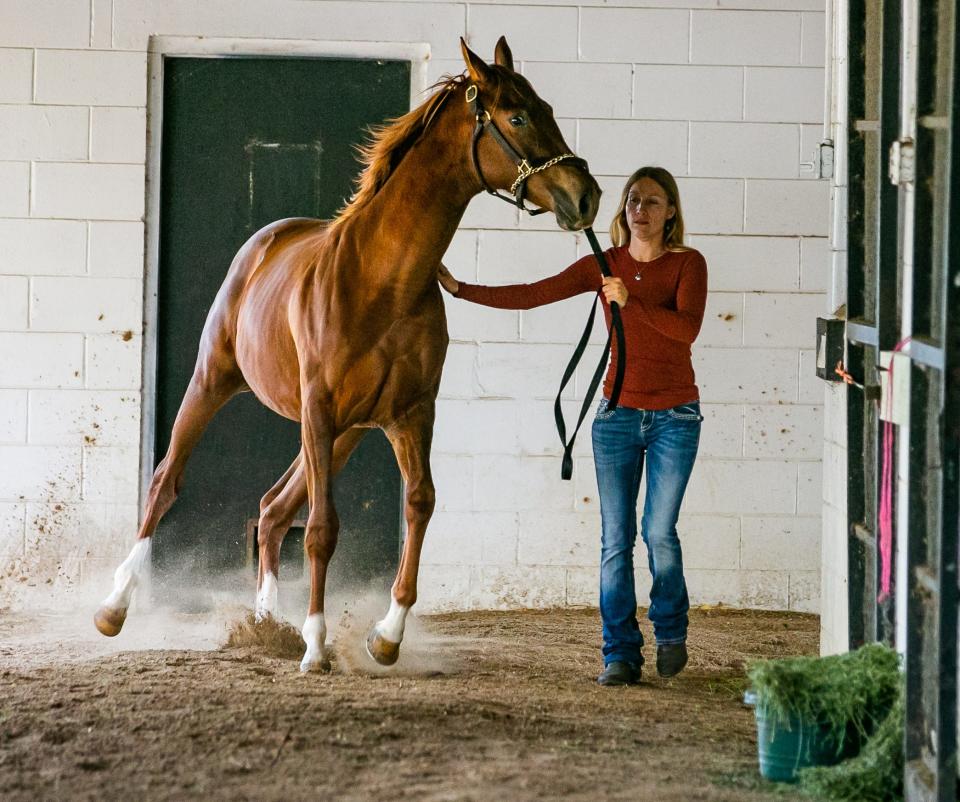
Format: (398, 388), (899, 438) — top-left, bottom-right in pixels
(94, 37), (600, 671)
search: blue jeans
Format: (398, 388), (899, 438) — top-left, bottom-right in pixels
(591, 398), (702, 667)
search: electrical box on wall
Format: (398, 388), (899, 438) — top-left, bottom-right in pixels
(815, 317), (845, 381)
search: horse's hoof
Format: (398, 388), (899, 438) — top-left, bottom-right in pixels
(365, 629), (400, 666)
(94, 606), (127, 637)
(299, 655), (332, 674)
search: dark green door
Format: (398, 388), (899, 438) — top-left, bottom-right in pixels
(154, 56), (409, 598)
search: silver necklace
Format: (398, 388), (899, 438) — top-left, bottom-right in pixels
(632, 248), (664, 281)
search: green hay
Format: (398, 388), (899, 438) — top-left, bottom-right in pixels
(747, 643), (900, 749)
(798, 684), (904, 802)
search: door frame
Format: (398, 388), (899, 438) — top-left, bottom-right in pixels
(140, 36), (430, 513)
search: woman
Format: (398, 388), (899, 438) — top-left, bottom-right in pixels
(439, 166), (707, 686)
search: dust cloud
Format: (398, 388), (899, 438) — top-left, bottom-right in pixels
(0, 556), (244, 669)
(330, 590), (465, 677)
(1, 558), (465, 678)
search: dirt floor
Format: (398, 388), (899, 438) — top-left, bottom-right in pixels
(0, 602), (817, 801)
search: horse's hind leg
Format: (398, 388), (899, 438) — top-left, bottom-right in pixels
(366, 402), (436, 666)
(94, 371), (244, 636)
(255, 428), (366, 623)
(255, 452), (304, 621)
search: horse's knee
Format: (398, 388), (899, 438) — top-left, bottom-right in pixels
(406, 483), (435, 521)
(304, 519), (338, 564)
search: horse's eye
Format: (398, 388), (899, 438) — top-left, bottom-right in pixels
(509, 114), (527, 128)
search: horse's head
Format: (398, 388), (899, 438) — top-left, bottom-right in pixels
(459, 37), (601, 231)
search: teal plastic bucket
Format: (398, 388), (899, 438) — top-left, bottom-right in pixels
(744, 690), (846, 783)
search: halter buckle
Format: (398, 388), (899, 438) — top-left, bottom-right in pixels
(465, 84), (478, 103)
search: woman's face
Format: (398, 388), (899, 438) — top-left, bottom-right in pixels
(624, 177), (675, 244)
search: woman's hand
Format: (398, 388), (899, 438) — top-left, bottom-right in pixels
(437, 263), (460, 295)
(602, 276), (628, 308)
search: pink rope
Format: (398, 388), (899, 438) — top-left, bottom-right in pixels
(878, 419), (894, 601)
(878, 338), (911, 602)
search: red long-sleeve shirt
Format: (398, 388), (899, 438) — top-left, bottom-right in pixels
(455, 246), (708, 410)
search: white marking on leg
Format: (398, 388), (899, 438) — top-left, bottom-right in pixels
(300, 613), (327, 672)
(375, 598), (408, 644)
(102, 539), (151, 611)
(255, 571), (279, 622)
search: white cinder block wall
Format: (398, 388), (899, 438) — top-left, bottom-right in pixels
(0, 0), (829, 616)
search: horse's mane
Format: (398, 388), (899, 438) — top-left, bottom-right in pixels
(328, 73), (469, 231)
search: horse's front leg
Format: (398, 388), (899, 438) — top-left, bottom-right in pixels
(299, 397), (339, 673)
(367, 401), (436, 666)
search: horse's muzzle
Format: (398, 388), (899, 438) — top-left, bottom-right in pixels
(552, 176), (601, 231)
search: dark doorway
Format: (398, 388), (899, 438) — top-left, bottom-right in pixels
(152, 55), (409, 599)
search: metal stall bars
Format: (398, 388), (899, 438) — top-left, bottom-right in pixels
(846, 0), (959, 799)
(900, 1), (958, 798)
(845, 0), (901, 651)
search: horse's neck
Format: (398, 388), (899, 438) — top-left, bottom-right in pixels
(345, 118), (476, 290)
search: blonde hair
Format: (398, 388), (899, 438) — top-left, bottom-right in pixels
(608, 166), (689, 251)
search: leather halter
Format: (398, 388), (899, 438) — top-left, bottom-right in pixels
(465, 84), (589, 215)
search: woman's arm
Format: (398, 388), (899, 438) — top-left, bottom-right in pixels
(437, 254), (601, 311)
(636, 252), (708, 344)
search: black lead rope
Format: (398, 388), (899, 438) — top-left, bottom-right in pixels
(461, 85), (621, 479)
(554, 227), (627, 480)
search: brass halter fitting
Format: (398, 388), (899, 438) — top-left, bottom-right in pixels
(509, 154), (577, 196)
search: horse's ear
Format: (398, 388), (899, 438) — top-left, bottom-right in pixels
(460, 37), (494, 85)
(493, 36), (514, 71)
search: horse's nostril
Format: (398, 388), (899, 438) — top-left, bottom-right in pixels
(579, 192), (592, 219)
